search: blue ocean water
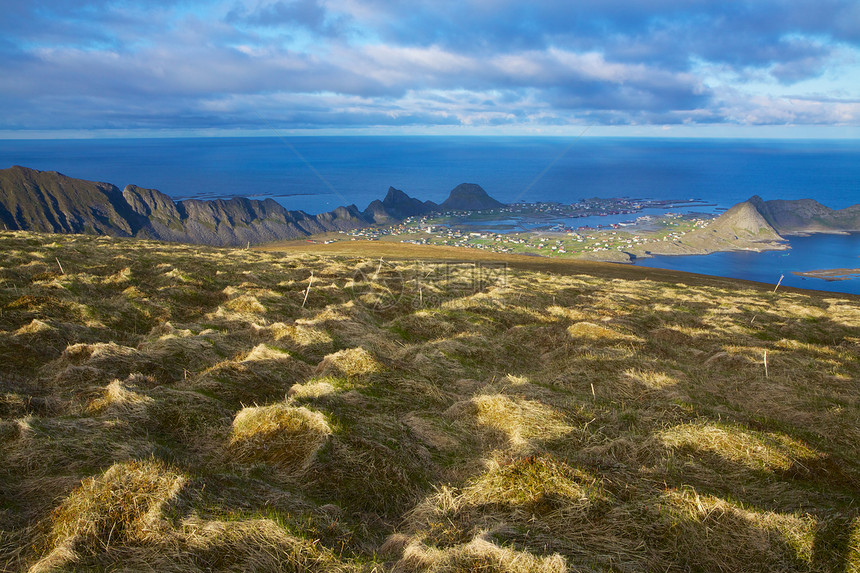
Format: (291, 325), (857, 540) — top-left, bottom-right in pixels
(0, 136), (858, 293)
(636, 233), (860, 295)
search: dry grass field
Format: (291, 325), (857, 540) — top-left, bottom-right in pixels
(1, 230), (859, 572)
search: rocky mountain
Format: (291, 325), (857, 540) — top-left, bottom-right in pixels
(627, 194), (860, 262)
(0, 165), (138, 236)
(0, 167), (510, 246)
(633, 198), (788, 259)
(363, 186), (438, 224)
(747, 195), (860, 234)
(439, 183), (505, 211)
(705, 199), (785, 241)
(0, 166), (367, 246)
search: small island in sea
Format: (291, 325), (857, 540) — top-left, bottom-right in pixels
(793, 268), (860, 281)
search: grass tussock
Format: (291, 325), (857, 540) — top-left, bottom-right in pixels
(446, 393), (572, 451)
(35, 459), (185, 569)
(87, 378), (154, 416)
(567, 320), (638, 341)
(390, 534), (567, 573)
(227, 403), (331, 474)
(221, 294), (266, 315)
(660, 421), (822, 473)
(2, 231), (859, 572)
(315, 346), (383, 378)
(288, 379), (338, 400)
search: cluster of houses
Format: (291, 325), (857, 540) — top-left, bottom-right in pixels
(337, 204), (714, 258)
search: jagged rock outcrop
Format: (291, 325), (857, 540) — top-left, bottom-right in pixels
(363, 200), (395, 224)
(363, 186), (438, 223)
(314, 205), (367, 232)
(382, 186), (438, 218)
(439, 183), (505, 211)
(0, 166), (369, 246)
(122, 185), (183, 225)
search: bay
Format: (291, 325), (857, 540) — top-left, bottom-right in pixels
(636, 233), (860, 295)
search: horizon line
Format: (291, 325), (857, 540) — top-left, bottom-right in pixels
(1, 124), (859, 141)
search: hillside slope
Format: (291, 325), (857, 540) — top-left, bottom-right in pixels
(637, 198), (789, 257)
(1, 231), (859, 572)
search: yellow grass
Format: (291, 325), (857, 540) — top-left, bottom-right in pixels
(227, 403), (332, 474)
(2, 231), (859, 572)
(33, 459), (186, 570)
(315, 347), (383, 378)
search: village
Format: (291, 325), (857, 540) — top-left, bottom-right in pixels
(334, 198), (716, 260)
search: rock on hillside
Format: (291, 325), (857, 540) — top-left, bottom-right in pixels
(439, 183), (505, 211)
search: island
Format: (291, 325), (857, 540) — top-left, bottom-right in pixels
(793, 268), (860, 281)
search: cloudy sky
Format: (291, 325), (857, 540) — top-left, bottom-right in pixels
(2, 0), (859, 137)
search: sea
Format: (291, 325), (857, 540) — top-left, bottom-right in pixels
(1, 136), (859, 294)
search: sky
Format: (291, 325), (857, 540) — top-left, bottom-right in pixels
(1, 0), (859, 138)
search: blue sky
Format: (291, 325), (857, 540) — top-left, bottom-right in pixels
(1, 0), (859, 137)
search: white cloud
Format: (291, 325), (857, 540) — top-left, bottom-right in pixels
(1, 0), (859, 133)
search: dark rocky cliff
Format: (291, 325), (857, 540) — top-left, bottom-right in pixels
(0, 166), (139, 236)
(748, 195), (860, 234)
(0, 166), (368, 246)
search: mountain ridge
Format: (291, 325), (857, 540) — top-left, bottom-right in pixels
(747, 194), (860, 234)
(0, 166), (502, 246)
(363, 186), (439, 223)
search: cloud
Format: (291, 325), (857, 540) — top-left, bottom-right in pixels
(715, 87), (860, 125)
(0, 0), (858, 132)
(226, 0), (350, 36)
(347, 0), (859, 81)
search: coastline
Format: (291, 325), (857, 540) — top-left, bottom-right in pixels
(780, 229), (852, 237)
